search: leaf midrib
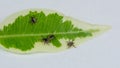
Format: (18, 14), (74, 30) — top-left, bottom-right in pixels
(0, 31), (84, 38)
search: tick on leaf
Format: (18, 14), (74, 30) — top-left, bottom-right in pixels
(67, 40), (76, 48)
(42, 38), (50, 44)
(48, 34), (55, 40)
(42, 34), (55, 44)
(31, 16), (37, 24)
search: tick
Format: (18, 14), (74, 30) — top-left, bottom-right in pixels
(67, 40), (76, 48)
(31, 17), (37, 24)
(42, 34), (55, 44)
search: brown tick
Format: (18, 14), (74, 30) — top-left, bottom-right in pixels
(42, 34), (55, 44)
(67, 40), (76, 48)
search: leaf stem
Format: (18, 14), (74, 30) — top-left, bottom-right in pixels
(0, 31), (86, 38)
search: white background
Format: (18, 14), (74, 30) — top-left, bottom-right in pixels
(0, 0), (120, 68)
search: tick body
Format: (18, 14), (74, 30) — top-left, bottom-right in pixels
(42, 38), (50, 44)
(31, 17), (37, 24)
(42, 35), (55, 44)
(48, 35), (55, 40)
(67, 40), (76, 48)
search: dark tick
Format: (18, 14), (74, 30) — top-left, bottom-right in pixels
(42, 38), (50, 44)
(31, 17), (37, 24)
(42, 34), (55, 44)
(48, 35), (55, 40)
(67, 40), (76, 48)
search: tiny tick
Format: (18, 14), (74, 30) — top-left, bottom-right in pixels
(42, 38), (50, 44)
(42, 34), (55, 44)
(31, 17), (37, 24)
(67, 40), (76, 48)
(48, 34), (55, 40)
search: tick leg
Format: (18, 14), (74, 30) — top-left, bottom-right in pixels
(72, 45), (76, 48)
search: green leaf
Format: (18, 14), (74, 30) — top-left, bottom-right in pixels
(0, 11), (93, 51)
(51, 37), (61, 47)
